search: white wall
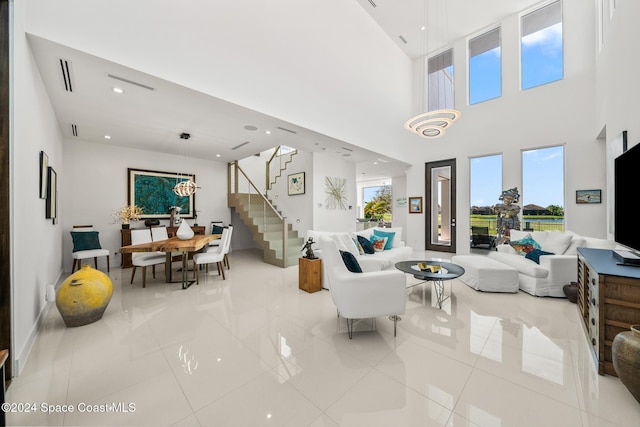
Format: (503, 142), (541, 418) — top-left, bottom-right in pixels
(268, 150), (314, 237)
(596, 1), (640, 144)
(61, 140), (230, 271)
(405, 0), (603, 252)
(11, 0), (65, 373)
(597, 1), (640, 241)
(312, 152), (357, 232)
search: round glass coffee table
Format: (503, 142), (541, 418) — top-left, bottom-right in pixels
(395, 260), (465, 309)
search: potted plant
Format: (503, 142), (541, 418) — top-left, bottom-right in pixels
(113, 204), (143, 229)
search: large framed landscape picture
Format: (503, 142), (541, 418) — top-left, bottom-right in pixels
(128, 168), (195, 218)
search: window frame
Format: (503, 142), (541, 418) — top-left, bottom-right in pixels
(519, 0), (564, 91)
(427, 48), (455, 111)
(467, 26), (503, 105)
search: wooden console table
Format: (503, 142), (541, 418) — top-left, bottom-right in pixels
(120, 225), (205, 268)
(577, 248), (640, 376)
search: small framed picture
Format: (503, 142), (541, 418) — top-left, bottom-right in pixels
(46, 167), (57, 220)
(288, 172), (305, 195)
(39, 151), (49, 199)
(576, 189), (601, 204)
(409, 196), (423, 214)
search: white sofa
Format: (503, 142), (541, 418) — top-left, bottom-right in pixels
(488, 230), (618, 297)
(319, 236), (407, 338)
(307, 227), (413, 290)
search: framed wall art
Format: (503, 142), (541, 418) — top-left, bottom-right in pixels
(409, 196), (423, 214)
(39, 151), (48, 199)
(288, 172), (305, 195)
(128, 168), (195, 218)
(325, 176), (347, 210)
(576, 189), (601, 204)
(46, 166), (57, 221)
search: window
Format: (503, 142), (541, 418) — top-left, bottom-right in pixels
(469, 154), (502, 237)
(469, 28), (502, 104)
(521, 0), (563, 90)
(277, 146), (296, 156)
(428, 49), (455, 111)
(522, 146), (564, 231)
(361, 185), (392, 222)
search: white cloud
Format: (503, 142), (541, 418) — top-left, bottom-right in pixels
(522, 23), (562, 50)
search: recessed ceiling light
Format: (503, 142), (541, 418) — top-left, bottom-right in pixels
(374, 161), (378, 165)
(265, 130), (271, 135)
(104, 135), (111, 139)
(216, 154), (221, 158)
(112, 87), (124, 94)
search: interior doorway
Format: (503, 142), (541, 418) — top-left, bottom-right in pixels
(426, 159), (457, 253)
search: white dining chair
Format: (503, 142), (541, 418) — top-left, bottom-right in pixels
(193, 226), (231, 283)
(130, 229), (166, 288)
(70, 225), (110, 273)
(222, 225), (233, 269)
(150, 226), (169, 242)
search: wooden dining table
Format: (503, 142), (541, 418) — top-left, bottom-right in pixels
(120, 234), (221, 289)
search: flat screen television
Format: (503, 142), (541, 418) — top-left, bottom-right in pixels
(614, 141), (640, 254)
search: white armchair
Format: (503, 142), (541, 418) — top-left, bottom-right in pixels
(319, 236), (407, 339)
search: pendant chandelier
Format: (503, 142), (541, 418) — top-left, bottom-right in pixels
(173, 132), (200, 197)
(404, 0), (461, 139)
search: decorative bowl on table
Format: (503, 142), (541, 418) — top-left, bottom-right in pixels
(418, 262), (441, 273)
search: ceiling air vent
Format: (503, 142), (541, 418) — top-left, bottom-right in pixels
(367, 0), (377, 8)
(107, 74), (155, 91)
(399, 35), (408, 44)
(231, 141), (250, 150)
(59, 59), (73, 92)
(341, 146), (353, 152)
(70, 124), (78, 137)
(277, 126), (297, 134)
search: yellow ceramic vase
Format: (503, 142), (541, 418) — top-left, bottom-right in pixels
(56, 265), (113, 327)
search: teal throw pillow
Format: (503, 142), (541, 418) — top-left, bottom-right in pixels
(525, 249), (555, 264)
(373, 229), (395, 250)
(340, 250), (362, 273)
(510, 235), (541, 255)
(71, 231), (102, 252)
(211, 224), (224, 234)
(357, 235), (375, 254)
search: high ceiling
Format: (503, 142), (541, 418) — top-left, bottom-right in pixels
(27, 0), (544, 180)
(356, 0), (545, 58)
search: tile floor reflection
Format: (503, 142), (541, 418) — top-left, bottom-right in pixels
(6, 249), (640, 426)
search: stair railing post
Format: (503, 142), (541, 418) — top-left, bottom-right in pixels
(282, 217), (288, 267)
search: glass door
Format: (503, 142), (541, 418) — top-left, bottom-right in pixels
(426, 159), (457, 253)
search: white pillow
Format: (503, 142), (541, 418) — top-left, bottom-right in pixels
(565, 237), (586, 255)
(542, 231), (573, 254)
(334, 233), (360, 258)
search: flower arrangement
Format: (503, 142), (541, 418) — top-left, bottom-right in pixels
(113, 204), (143, 224)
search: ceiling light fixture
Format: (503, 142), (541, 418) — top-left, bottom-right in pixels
(104, 135), (111, 139)
(404, 0), (461, 139)
(173, 132), (200, 197)
(112, 87), (124, 94)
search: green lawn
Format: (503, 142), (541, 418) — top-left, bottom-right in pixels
(470, 215), (564, 234)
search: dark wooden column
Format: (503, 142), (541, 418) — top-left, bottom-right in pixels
(0, 0), (12, 381)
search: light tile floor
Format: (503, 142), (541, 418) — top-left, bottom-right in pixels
(6, 249), (640, 426)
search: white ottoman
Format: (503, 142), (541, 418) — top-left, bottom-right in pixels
(452, 255), (519, 293)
